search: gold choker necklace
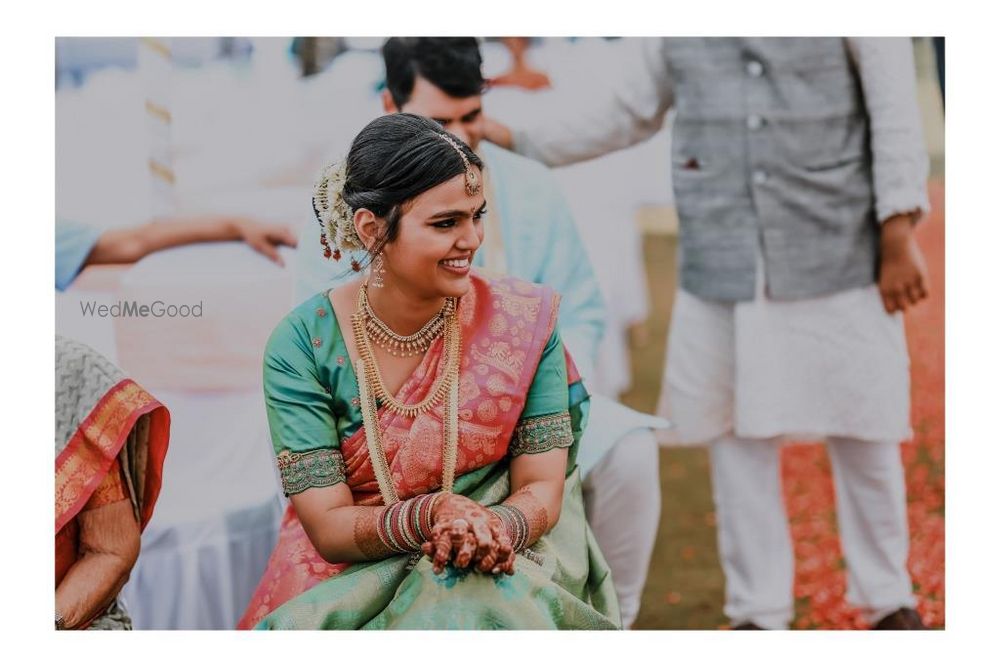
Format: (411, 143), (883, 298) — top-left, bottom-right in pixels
(359, 285), (456, 357)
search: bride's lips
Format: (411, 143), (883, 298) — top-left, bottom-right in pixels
(439, 255), (472, 276)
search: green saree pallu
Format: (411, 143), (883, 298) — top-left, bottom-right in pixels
(240, 272), (620, 629)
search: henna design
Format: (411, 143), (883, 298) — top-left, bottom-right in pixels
(505, 486), (550, 546)
(353, 508), (385, 560)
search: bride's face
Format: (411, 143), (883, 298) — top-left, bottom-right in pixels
(382, 169), (486, 300)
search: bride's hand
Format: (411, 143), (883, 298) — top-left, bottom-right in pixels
(474, 518), (515, 575)
(421, 494), (501, 573)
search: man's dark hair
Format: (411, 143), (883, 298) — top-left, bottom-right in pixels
(382, 37), (485, 108)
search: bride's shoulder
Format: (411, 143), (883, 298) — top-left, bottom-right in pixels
(270, 282), (358, 346)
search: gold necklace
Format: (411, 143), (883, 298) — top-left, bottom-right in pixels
(359, 285), (455, 357)
(352, 288), (461, 499)
(351, 287), (461, 419)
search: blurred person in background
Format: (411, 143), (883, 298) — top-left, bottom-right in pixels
(56, 216), (297, 291)
(55, 335), (170, 629)
(293, 37), (665, 628)
(486, 37), (930, 630)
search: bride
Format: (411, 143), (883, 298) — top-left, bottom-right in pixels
(239, 113), (619, 630)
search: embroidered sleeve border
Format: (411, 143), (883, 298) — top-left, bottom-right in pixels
(276, 448), (347, 496)
(509, 411), (573, 457)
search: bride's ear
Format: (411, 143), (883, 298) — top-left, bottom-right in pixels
(353, 209), (383, 252)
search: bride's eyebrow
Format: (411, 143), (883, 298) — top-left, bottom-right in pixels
(427, 208), (467, 220)
(427, 201), (488, 220)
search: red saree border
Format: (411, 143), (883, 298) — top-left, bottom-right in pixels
(55, 378), (170, 534)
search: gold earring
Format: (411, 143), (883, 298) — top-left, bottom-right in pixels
(370, 252), (386, 288)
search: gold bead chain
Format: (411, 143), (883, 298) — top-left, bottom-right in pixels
(352, 286), (461, 499)
(351, 290), (461, 420)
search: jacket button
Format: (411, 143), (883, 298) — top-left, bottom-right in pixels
(747, 114), (764, 130)
(752, 169), (769, 185)
(746, 60), (764, 77)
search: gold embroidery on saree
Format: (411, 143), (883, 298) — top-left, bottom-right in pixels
(55, 381), (157, 528)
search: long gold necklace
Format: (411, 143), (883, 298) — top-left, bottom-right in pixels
(351, 287), (461, 499)
(352, 287), (460, 418)
(359, 285), (455, 357)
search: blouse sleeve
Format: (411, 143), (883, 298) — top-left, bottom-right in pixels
(263, 315), (346, 496)
(509, 327), (576, 457)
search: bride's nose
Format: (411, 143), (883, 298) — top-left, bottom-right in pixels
(455, 219), (481, 251)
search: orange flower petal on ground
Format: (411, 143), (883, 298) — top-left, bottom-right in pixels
(782, 181), (945, 629)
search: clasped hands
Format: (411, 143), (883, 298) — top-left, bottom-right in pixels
(421, 493), (516, 576)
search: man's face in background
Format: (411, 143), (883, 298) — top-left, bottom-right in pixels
(383, 75), (484, 151)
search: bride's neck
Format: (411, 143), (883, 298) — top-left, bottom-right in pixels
(364, 281), (446, 336)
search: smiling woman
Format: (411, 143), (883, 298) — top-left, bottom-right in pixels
(239, 113), (620, 630)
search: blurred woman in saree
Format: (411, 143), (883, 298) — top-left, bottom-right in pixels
(55, 335), (170, 629)
(239, 114), (619, 629)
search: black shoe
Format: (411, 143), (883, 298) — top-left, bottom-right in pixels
(873, 607), (927, 630)
(732, 622), (765, 630)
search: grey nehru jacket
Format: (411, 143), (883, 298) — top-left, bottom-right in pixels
(513, 38), (930, 302)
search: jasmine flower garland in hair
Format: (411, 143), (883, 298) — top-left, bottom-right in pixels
(313, 160), (364, 260)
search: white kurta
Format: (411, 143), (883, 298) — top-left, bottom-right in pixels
(657, 251), (911, 445)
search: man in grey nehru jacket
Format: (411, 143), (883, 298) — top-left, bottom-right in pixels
(486, 37), (930, 630)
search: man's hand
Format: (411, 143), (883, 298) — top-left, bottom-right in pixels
(878, 213), (929, 314)
(489, 67), (552, 91)
(231, 218), (298, 267)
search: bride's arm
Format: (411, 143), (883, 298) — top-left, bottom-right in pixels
(292, 484), (505, 569)
(290, 483), (395, 563)
(503, 447), (570, 548)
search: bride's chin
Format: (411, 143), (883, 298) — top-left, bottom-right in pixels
(438, 277), (472, 298)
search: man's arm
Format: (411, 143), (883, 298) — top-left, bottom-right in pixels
(847, 38), (931, 313)
(846, 37), (930, 224)
(86, 216), (297, 267)
(488, 39), (674, 167)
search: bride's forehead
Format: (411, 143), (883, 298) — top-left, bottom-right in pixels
(406, 176), (481, 212)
